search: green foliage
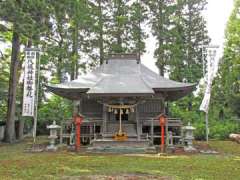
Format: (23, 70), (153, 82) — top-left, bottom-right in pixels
(170, 96), (240, 140)
(192, 118), (239, 140)
(229, 93), (240, 117)
(36, 95), (73, 134)
(0, 50), (10, 121)
(38, 95), (73, 124)
(209, 120), (240, 140)
(128, 1), (147, 54)
(193, 121), (206, 140)
(145, 0), (175, 75)
(178, 0), (209, 83)
(170, 96), (203, 123)
(146, 0), (209, 79)
(211, 0), (240, 120)
(0, 0), (50, 42)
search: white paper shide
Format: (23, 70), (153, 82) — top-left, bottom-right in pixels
(22, 50), (37, 117)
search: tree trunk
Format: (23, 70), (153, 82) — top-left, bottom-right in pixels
(17, 82), (24, 141)
(98, 0), (104, 65)
(157, 1), (164, 77)
(159, 64), (164, 77)
(57, 57), (63, 82)
(4, 29), (20, 143)
(71, 24), (78, 80)
(115, 1), (123, 53)
(219, 109), (224, 121)
(18, 118), (24, 140)
(188, 101), (192, 111)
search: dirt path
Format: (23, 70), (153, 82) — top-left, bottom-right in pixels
(61, 174), (173, 180)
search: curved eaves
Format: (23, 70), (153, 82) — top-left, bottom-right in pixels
(45, 84), (89, 100)
(154, 84), (196, 101)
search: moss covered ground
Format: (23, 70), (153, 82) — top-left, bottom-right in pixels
(0, 138), (240, 180)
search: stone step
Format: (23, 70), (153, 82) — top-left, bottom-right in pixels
(87, 146), (157, 154)
(90, 139), (150, 148)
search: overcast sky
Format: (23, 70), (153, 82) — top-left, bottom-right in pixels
(142, 0), (234, 73)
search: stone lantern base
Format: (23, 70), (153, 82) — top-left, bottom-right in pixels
(184, 146), (197, 152)
(46, 135), (58, 151)
(46, 145), (58, 151)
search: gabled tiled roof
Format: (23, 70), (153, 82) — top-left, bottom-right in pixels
(46, 54), (196, 101)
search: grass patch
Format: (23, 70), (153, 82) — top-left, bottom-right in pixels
(0, 138), (240, 179)
(209, 140), (240, 155)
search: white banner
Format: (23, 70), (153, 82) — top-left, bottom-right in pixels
(199, 86), (211, 113)
(22, 50), (37, 117)
(200, 49), (217, 113)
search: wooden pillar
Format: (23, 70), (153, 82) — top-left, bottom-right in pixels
(90, 123), (93, 140)
(162, 98), (165, 114)
(166, 118), (169, 146)
(102, 105), (107, 137)
(93, 123), (96, 140)
(136, 105), (141, 140)
(151, 118), (154, 143)
(181, 126), (184, 145)
(78, 99), (82, 114)
(73, 100), (79, 116)
(60, 121), (63, 145)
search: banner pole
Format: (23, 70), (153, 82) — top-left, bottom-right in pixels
(205, 111), (209, 143)
(33, 50), (40, 143)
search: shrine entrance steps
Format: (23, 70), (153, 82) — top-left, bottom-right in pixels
(91, 139), (150, 148)
(87, 139), (156, 153)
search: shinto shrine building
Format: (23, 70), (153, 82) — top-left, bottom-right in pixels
(47, 53), (196, 149)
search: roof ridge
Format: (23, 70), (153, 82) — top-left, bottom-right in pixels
(86, 75), (106, 93)
(139, 74), (154, 93)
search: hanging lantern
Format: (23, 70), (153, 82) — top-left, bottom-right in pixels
(131, 108), (135, 113)
(126, 109), (129, 114)
(108, 107), (112, 112)
(114, 109), (118, 114)
(120, 109), (123, 114)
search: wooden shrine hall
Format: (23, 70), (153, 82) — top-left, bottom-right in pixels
(46, 53), (196, 150)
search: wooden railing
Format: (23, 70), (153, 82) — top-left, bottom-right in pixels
(60, 117), (183, 146)
(140, 117), (183, 145)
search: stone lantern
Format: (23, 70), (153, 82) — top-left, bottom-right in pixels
(182, 122), (196, 152)
(46, 121), (61, 151)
